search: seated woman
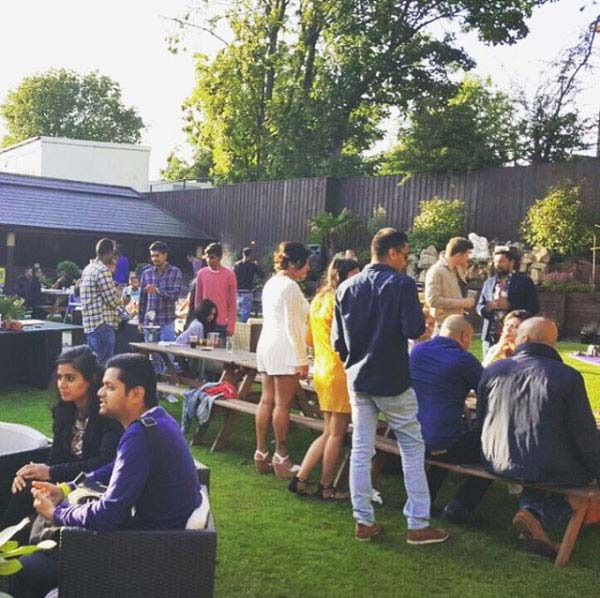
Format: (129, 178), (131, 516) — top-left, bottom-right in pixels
(175, 299), (218, 346)
(289, 256), (360, 499)
(482, 309), (531, 367)
(1, 345), (123, 533)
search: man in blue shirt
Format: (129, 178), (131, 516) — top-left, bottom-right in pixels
(15, 353), (201, 597)
(410, 315), (491, 524)
(333, 227), (449, 545)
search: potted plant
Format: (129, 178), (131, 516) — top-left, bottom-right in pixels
(0, 296), (27, 330)
(0, 518), (56, 577)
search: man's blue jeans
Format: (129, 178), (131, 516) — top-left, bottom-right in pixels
(86, 323), (116, 367)
(520, 489), (572, 532)
(349, 388), (430, 530)
(237, 291), (253, 323)
(144, 321), (176, 373)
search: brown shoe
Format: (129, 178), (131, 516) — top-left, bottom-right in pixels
(512, 509), (558, 556)
(512, 509), (552, 543)
(355, 522), (382, 541)
(317, 484), (350, 501)
(407, 527), (450, 545)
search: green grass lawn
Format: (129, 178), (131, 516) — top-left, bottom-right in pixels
(2, 341), (600, 597)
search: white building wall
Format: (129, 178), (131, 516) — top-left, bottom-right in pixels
(0, 137), (150, 192)
(0, 139), (43, 176)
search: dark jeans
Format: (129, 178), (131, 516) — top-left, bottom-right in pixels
(11, 551), (58, 598)
(86, 323), (116, 367)
(426, 428), (492, 514)
(520, 489), (572, 532)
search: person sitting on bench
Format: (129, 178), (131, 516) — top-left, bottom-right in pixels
(13, 353), (201, 598)
(410, 315), (492, 524)
(478, 317), (600, 558)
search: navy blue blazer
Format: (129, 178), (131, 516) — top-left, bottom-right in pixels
(477, 343), (600, 485)
(476, 272), (539, 342)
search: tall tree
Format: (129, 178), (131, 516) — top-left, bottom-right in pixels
(379, 76), (519, 174)
(516, 11), (600, 164)
(167, 0), (552, 183)
(1, 69), (144, 147)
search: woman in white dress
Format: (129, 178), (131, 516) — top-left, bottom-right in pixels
(255, 241), (310, 479)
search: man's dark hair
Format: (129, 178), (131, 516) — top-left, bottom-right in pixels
(242, 247), (252, 258)
(371, 227), (408, 259)
(149, 241), (169, 255)
(494, 245), (519, 263)
(446, 237), (474, 257)
(96, 238), (115, 258)
(205, 242), (223, 258)
(105, 353), (157, 408)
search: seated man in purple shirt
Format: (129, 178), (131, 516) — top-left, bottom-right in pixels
(14, 353), (201, 598)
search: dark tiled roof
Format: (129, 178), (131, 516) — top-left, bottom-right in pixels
(0, 172), (208, 240)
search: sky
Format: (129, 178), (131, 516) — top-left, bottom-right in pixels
(0, 0), (597, 179)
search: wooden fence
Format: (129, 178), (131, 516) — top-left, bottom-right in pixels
(146, 159), (600, 254)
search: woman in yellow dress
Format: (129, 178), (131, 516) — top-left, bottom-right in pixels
(289, 256), (360, 499)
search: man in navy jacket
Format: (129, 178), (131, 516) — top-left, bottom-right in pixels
(333, 227), (449, 545)
(478, 317), (600, 557)
(410, 316), (491, 523)
(476, 246), (538, 357)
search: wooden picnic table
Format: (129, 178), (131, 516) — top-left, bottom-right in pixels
(129, 342), (322, 450)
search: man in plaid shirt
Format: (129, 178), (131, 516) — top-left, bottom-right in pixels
(138, 241), (182, 371)
(80, 238), (122, 365)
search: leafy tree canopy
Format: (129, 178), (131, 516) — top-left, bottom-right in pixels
(379, 76), (519, 174)
(1, 69), (144, 147)
(166, 0), (551, 183)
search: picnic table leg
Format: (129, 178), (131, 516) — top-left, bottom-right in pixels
(333, 446), (351, 488)
(210, 365), (256, 452)
(210, 410), (240, 452)
(554, 497), (590, 567)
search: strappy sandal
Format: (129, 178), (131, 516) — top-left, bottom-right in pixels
(317, 484), (350, 501)
(272, 452), (300, 479)
(288, 476), (315, 496)
(254, 449), (273, 474)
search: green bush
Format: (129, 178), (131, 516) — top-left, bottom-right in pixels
(408, 198), (466, 253)
(521, 183), (592, 258)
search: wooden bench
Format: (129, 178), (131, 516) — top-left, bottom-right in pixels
(158, 382), (326, 441)
(373, 434), (600, 567)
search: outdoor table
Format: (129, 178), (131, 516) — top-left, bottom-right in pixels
(0, 320), (84, 388)
(129, 341), (320, 416)
(40, 287), (71, 317)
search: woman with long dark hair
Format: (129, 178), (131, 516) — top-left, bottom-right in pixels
(254, 241), (310, 478)
(289, 257), (360, 499)
(176, 299), (218, 346)
(2, 345), (122, 528)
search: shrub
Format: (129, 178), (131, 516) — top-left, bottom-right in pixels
(408, 198), (466, 253)
(521, 183), (592, 258)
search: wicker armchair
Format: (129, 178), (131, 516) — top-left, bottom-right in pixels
(0, 446), (51, 515)
(57, 464), (216, 598)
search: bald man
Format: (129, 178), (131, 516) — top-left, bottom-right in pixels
(410, 316), (491, 524)
(478, 317), (600, 557)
